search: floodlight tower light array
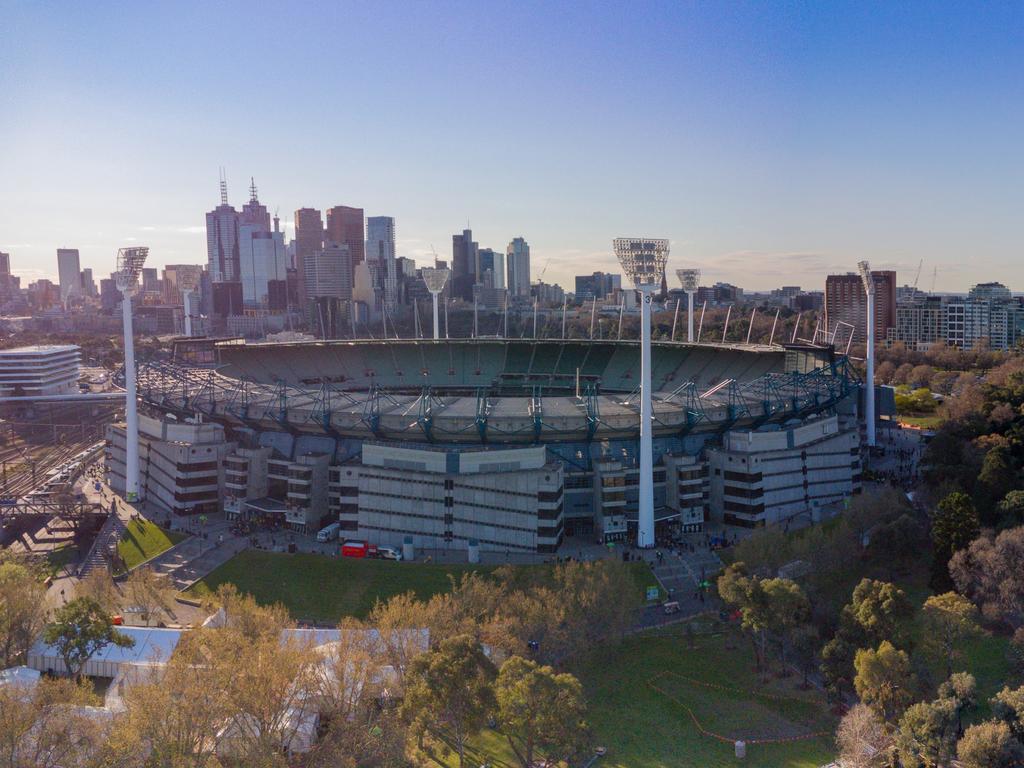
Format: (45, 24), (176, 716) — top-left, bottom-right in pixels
(677, 268), (701, 343)
(116, 246), (149, 503)
(857, 261), (876, 448)
(613, 237), (670, 549)
(178, 270), (200, 337)
(421, 267), (450, 340)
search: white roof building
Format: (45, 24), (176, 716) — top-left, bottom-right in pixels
(0, 344), (81, 397)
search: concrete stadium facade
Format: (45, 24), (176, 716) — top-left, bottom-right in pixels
(130, 338), (862, 552)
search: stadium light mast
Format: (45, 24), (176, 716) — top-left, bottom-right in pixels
(179, 271), (200, 337)
(421, 267), (450, 341)
(614, 237), (669, 549)
(858, 260), (876, 447)
(116, 246), (148, 503)
(676, 269), (700, 343)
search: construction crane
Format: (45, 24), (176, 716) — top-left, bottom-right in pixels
(429, 244), (440, 267)
(536, 258), (551, 284)
(912, 259), (923, 292)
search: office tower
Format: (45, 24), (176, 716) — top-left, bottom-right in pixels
(162, 264), (204, 304)
(57, 248), (81, 301)
(325, 206), (365, 273)
(506, 237), (530, 298)
(239, 198), (287, 309)
(303, 244), (353, 301)
(366, 215), (397, 311)
(574, 271), (621, 301)
(205, 179), (241, 283)
(141, 267), (160, 294)
(452, 229), (478, 302)
(0, 252), (9, 275)
(477, 248), (504, 290)
(100, 278), (120, 312)
(824, 270), (896, 345)
(239, 178), (271, 230)
(211, 281), (243, 317)
(80, 268), (96, 298)
(294, 207), (324, 306)
(0, 252), (17, 303)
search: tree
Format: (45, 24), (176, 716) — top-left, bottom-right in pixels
(762, 577), (811, 667)
(950, 526), (1024, 628)
(121, 567), (177, 627)
(998, 491), (1024, 529)
(0, 557), (48, 668)
(846, 579), (914, 648)
(922, 592), (982, 677)
(991, 684), (1024, 740)
(494, 656), (589, 768)
(957, 721), (1024, 768)
(790, 624), (819, 688)
(835, 703), (891, 768)
(41, 596), (134, 679)
(821, 635), (857, 702)
(866, 515), (925, 579)
(402, 634), (497, 768)
(894, 699), (957, 768)
(930, 492), (980, 589)
(854, 641), (918, 722)
(977, 446), (1017, 524)
(0, 676), (111, 768)
(938, 671), (978, 734)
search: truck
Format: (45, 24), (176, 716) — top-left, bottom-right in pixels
(341, 540), (378, 558)
(316, 522), (341, 543)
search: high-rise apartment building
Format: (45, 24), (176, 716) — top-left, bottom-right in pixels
(366, 216), (397, 312)
(293, 207), (324, 307)
(506, 237), (530, 298)
(824, 270), (896, 346)
(325, 206), (365, 272)
(57, 248), (81, 301)
(452, 229), (478, 301)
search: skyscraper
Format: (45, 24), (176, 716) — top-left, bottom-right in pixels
(451, 229), (478, 302)
(0, 252), (9, 275)
(294, 207), (325, 307)
(303, 244), (353, 300)
(477, 248), (504, 289)
(366, 216), (397, 312)
(325, 206), (365, 275)
(205, 180), (240, 283)
(57, 248), (81, 301)
(824, 270), (896, 346)
(506, 237), (530, 298)
(237, 181), (285, 308)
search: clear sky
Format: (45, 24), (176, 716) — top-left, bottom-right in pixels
(1, 1), (1021, 292)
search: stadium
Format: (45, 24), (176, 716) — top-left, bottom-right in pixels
(118, 338), (863, 553)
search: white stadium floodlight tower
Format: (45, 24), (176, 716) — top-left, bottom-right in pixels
(858, 260), (876, 448)
(179, 271), (200, 337)
(676, 268), (701, 343)
(116, 246), (148, 503)
(421, 267), (450, 341)
(614, 237), (670, 549)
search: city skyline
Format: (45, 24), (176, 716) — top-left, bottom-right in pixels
(2, 2), (1022, 291)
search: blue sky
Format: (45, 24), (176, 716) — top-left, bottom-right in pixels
(1, 1), (1021, 292)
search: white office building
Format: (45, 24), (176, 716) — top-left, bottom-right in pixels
(239, 225), (288, 308)
(0, 344), (80, 397)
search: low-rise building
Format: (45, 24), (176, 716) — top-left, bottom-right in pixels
(0, 344), (80, 397)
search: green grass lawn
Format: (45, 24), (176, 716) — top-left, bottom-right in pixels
(570, 621), (836, 768)
(427, 618), (836, 768)
(187, 549), (660, 623)
(117, 518), (185, 571)
(897, 413), (943, 429)
(43, 543), (79, 578)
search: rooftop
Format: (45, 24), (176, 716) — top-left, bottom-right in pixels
(0, 344), (80, 356)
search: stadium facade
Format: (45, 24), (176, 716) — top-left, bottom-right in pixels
(113, 338), (864, 553)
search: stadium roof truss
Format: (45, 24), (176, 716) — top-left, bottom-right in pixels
(131, 355), (856, 446)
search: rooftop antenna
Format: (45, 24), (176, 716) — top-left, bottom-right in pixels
(858, 260), (877, 448)
(249, 177), (258, 203)
(219, 167), (229, 205)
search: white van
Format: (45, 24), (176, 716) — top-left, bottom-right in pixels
(377, 546), (403, 561)
(316, 522), (341, 542)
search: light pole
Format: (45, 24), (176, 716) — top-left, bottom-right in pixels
(858, 261), (876, 448)
(179, 271), (200, 337)
(676, 269), (700, 343)
(614, 238), (670, 549)
(116, 247), (149, 503)
(421, 268), (450, 341)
